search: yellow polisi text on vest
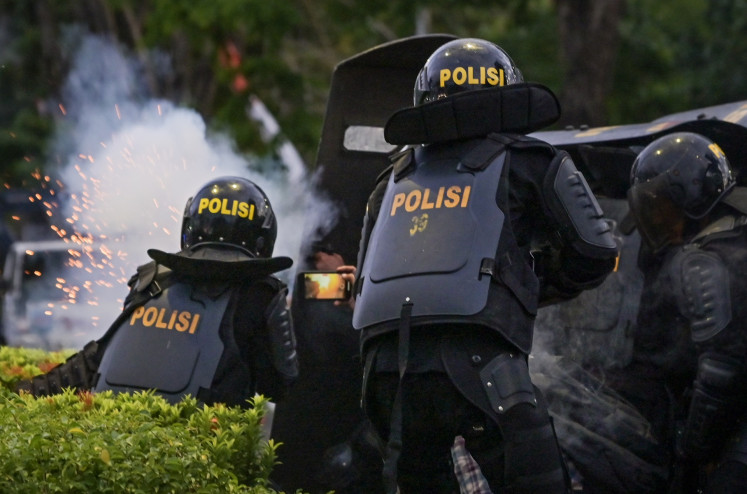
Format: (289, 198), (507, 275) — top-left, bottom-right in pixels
(390, 185), (471, 216)
(197, 198), (255, 220)
(440, 67), (504, 88)
(129, 306), (202, 334)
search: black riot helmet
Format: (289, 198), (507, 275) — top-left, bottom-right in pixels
(181, 176), (277, 258)
(628, 132), (735, 253)
(413, 38), (523, 106)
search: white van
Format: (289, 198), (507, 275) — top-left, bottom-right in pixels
(1, 240), (113, 350)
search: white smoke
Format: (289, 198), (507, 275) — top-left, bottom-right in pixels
(32, 33), (326, 348)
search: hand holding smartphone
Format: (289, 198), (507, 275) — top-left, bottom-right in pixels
(301, 271), (352, 301)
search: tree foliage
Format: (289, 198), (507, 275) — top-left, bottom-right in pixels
(0, 0), (745, 185)
(610, 0), (747, 124)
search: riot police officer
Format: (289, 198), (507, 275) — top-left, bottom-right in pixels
(352, 38), (618, 494)
(626, 132), (747, 493)
(16, 176), (298, 408)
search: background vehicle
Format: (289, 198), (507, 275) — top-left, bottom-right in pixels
(1, 239), (112, 350)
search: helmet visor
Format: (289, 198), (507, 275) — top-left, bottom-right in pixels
(627, 175), (685, 253)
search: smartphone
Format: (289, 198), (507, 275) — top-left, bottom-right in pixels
(301, 271), (352, 300)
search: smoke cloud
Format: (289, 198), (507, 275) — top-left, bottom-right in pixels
(26, 33), (330, 349)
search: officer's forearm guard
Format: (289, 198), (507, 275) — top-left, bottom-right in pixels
(14, 340), (102, 397)
(680, 354), (741, 462)
(264, 290), (299, 393)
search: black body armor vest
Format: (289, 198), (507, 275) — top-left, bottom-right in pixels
(94, 280), (234, 404)
(355, 136), (540, 353)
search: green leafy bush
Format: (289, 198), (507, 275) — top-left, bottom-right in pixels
(0, 346), (73, 389)
(0, 347), (290, 493)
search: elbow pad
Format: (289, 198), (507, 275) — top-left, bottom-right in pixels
(678, 249), (731, 342)
(543, 152), (617, 259)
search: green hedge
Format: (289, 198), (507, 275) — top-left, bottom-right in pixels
(0, 346), (73, 388)
(0, 346), (292, 493)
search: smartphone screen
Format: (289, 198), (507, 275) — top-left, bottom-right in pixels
(301, 271), (351, 300)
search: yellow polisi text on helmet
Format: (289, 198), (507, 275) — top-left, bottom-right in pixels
(440, 67), (504, 87)
(708, 142), (726, 160)
(390, 185), (472, 216)
(197, 197), (255, 220)
(129, 306), (202, 334)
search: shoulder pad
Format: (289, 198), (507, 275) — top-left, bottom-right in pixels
(131, 261), (158, 293)
(678, 249), (732, 342)
(503, 133), (556, 155)
(391, 147), (415, 181)
(388, 146), (410, 164)
(692, 215), (747, 245)
(721, 186), (747, 216)
(255, 275), (287, 292)
(375, 164), (393, 183)
(458, 135), (509, 171)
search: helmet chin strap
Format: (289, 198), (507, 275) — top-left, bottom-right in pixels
(384, 83), (560, 146)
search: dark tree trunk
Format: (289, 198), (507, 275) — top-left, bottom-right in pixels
(554, 0), (627, 128)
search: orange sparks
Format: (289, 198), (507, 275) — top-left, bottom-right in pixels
(59, 103), (67, 115)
